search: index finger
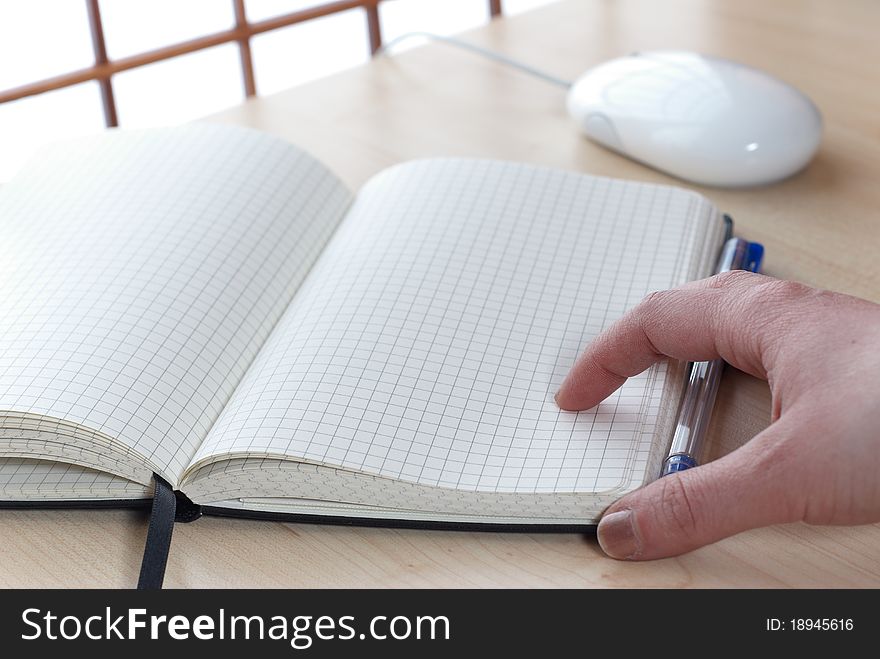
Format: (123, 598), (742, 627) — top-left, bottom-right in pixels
(555, 270), (774, 411)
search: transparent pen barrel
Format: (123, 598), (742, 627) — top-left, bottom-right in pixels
(668, 359), (725, 461)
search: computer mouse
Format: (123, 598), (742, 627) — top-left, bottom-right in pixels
(566, 51), (822, 187)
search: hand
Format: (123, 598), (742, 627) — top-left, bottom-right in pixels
(555, 271), (880, 560)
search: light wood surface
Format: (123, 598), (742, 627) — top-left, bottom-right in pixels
(2, 0), (879, 588)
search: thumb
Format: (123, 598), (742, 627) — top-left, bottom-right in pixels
(597, 417), (804, 560)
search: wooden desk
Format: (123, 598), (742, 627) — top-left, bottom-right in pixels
(2, 0), (879, 587)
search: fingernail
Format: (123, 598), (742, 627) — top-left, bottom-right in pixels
(597, 509), (641, 560)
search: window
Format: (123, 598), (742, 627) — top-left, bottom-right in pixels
(0, 0), (558, 181)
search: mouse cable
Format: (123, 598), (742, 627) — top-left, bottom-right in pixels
(376, 31), (573, 90)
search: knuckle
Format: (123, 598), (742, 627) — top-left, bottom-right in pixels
(740, 279), (817, 354)
(658, 475), (701, 536)
(634, 289), (677, 326)
(750, 278), (811, 304)
(705, 269), (756, 289)
(639, 289), (672, 310)
(631, 290), (676, 348)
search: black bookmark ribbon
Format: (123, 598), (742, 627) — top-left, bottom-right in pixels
(137, 474), (176, 590)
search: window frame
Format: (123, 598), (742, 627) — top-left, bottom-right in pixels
(0, 0), (503, 127)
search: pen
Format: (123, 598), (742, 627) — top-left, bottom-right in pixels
(660, 237), (764, 477)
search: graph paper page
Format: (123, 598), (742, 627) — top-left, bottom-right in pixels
(0, 458), (152, 500)
(0, 124), (352, 486)
(192, 159), (722, 494)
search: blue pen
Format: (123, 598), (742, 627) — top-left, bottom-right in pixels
(660, 237), (764, 477)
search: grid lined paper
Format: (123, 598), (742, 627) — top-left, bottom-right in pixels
(0, 124), (353, 486)
(0, 458), (151, 499)
(191, 159), (721, 496)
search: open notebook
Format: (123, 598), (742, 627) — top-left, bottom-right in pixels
(0, 123), (726, 530)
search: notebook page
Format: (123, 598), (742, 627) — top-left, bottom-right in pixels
(189, 159), (721, 494)
(0, 124), (352, 486)
(0, 458), (152, 500)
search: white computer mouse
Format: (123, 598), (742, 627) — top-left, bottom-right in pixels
(566, 51), (822, 187)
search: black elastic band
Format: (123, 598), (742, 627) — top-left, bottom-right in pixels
(137, 474), (176, 590)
